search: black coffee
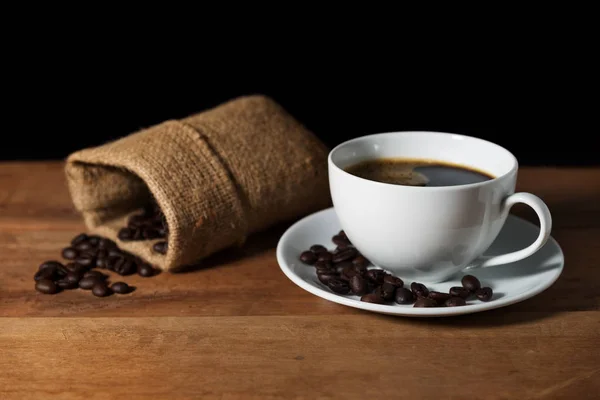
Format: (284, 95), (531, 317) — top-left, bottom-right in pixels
(344, 158), (494, 187)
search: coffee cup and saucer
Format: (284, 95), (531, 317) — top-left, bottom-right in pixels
(276, 131), (564, 316)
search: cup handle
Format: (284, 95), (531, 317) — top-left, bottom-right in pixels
(467, 192), (552, 269)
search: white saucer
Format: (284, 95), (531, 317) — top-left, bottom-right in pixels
(276, 208), (564, 317)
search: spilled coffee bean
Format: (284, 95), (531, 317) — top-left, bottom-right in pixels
(449, 286), (471, 299)
(35, 279), (59, 294)
(395, 288), (414, 304)
(445, 297), (467, 307)
(461, 274), (481, 292)
(299, 251), (317, 265)
(414, 297), (438, 308)
(476, 287), (493, 301)
(410, 282), (429, 298)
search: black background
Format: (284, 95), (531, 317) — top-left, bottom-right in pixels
(3, 50), (595, 166)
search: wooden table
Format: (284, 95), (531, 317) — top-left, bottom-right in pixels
(1, 162), (599, 399)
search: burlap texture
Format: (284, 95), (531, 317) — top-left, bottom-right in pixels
(65, 95), (331, 271)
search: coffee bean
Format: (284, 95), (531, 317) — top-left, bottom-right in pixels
(75, 241), (94, 252)
(96, 249), (108, 259)
(92, 282), (111, 297)
(153, 241), (168, 255)
(410, 282), (429, 298)
(299, 251), (317, 265)
(428, 291), (452, 304)
(108, 249), (124, 258)
(327, 278), (350, 294)
(138, 263), (155, 277)
(35, 279), (59, 294)
(143, 228), (160, 240)
(317, 272), (338, 285)
(79, 277), (100, 290)
(365, 269), (386, 285)
(56, 264), (69, 277)
(65, 272), (82, 283)
(88, 236), (100, 246)
(361, 293), (384, 304)
(341, 265), (359, 281)
(395, 288), (415, 304)
(65, 262), (87, 275)
(334, 261), (353, 272)
(475, 287), (493, 301)
(56, 278), (79, 290)
(97, 238), (116, 249)
(128, 214), (147, 228)
(414, 297), (438, 307)
(132, 229), (143, 240)
(115, 259), (136, 276)
(383, 275), (404, 288)
(76, 254), (96, 268)
(314, 259), (332, 269)
(38, 260), (63, 271)
(117, 227), (134, 241)
(449, 286), (471, 299)
(332, 248), (357, 263)
(317, 252), (333, 262)
(332, 235), (351, 247)
(310, 244), (328, 254)
(71, 233), (88, 246)
(111, 282), (133, 294)
(352, 255), (370, 269)
(445, 297), (467, 307)
(61, 247), (79, 260)
(381, 282), (396, 301)
(461, 275), (481, 292)
(83, 271), (107, 280)
(34, 267), (57, 282)
(349, 275), (368, 295)
(338, 230), (347, 239)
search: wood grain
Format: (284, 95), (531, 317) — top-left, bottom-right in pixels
(0, 161), (599, 399)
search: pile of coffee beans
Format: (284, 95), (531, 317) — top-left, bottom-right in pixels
(34, 232), (160, 297)
(299, 231), (494, 308)
(117, 202), (168, 255)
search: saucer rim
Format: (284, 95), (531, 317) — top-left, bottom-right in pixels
(276, 207), (565, 317)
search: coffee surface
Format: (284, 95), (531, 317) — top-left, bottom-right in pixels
(344, 158), (494, 187)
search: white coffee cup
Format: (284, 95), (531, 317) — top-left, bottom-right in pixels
(328, 131), (552, 283)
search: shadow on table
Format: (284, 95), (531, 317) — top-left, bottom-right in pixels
(168, 220), (291, 274)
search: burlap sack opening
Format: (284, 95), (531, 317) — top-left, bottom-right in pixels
(65, 95), (331, 271)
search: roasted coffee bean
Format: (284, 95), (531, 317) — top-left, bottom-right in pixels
(383, 275), (404, 288)
(76, 254), (96, 268)
(317, 252), (333, 262)
(349, 275), (368, 295)
(83, 271), (108, 280)
(56, 264), (69, 278)
(381, 282), (397, 301)
(449, 286), (471, 299)
(361, 293), (384, 304)
(35, 279), (59, 294)
(65, 262), (87, 275)
(88, 236), (100, 246)
(56, 278), (79, 290)
(71, 233), (88, 246)
(34, 267), (56, 282)
(395, 288), (415, 304)
(445, 297), (467, 307)
(317, 272), (338, 285)
(64, 272), (82, 283)
(111, 282), (133, 294)
(75, 241), (94, 252)
(97, 238), (116, 249)
(153, 241), (168, 255)
(410, 282), (429, 298)
(138, 263), (155, 277)
(299, 251), (317, 265)
(461, 275), (481, 292)
(143, 228), (160, 240)
(310, 244), (328, 254)
(61, 247), (79, 260)
(157, 228), (168, 237)
(334, 261), (353, 272)
(332, 235), (351, 247)
(128, 214), (147, 228)
(79, 277), (100, 290)
(117, 227), (134, 241)
(132, 229), (143, 240)
(353, 263), (368, 276)
(365, 269), (386, 285)
(108, 249), (123, 258)
(338, 230), (347, 239)
(38, 260), (63, 271)
(96, 249), (108, 259)
(352, 255), (370, 269)
(414, 297), (438, 307)
(332, 247), (357, 263)
(115, 259), (136, 276)
(341, 265), (359, 281)
(428, 291), (452, 304)
(314, 259), (332, 269)
(92, 282), (111, 297)
(476, 287), (493, 301)
(327, 278), (350, 294)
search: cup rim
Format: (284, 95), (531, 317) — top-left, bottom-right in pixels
(328, 130), (519, 191)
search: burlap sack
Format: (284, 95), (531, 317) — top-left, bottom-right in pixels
(65, 95), (331, 271)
